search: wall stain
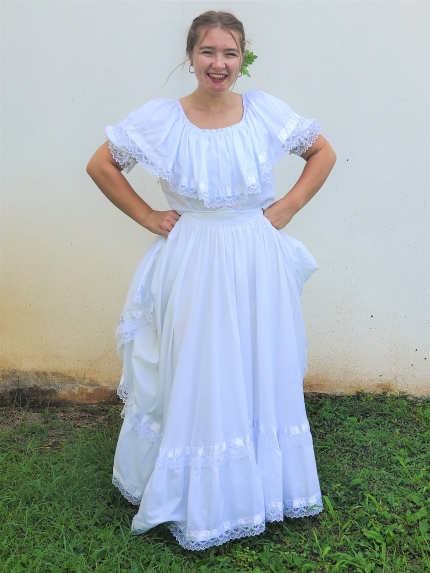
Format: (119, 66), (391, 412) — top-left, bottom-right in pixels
(1, 369), (428, 406)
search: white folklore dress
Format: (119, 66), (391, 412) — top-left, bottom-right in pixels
(106, 90), (323, 550)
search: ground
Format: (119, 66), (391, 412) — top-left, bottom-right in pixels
(1, 393), (429, 572)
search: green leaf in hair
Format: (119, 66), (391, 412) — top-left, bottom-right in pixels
(240, 50), (258, 78)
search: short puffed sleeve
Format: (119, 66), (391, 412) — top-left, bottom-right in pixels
(105, 99), (182, 175)
(245, 91), (322, 165)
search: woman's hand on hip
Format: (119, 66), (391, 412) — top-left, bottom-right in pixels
(263, 198), (296, 230)
(142, 210), (181, 237)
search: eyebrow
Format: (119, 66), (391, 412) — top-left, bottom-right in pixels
(198, 46), (239, 53)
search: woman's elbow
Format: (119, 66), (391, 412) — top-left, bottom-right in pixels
(326, 140), (337, 168)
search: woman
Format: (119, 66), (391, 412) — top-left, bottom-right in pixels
(87, 11), (336, 550)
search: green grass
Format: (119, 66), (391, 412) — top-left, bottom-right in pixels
(1, 393), (429, 572)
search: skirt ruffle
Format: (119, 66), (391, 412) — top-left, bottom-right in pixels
(112, 208), (322, 550)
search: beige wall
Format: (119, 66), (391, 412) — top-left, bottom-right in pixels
(1, 1), (429, 401)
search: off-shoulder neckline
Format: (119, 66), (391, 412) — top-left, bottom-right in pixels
(176, 93), (248, 133)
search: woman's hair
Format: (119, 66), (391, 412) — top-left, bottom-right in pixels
(186, 11), (247, 60)
(155, 11), (247, 92)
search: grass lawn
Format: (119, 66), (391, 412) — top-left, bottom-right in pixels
(0, 392), (429, 572)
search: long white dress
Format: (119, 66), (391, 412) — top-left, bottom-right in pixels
(105, 90), (323, 550)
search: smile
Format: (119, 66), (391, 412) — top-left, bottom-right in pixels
(207, 73), (227, 79)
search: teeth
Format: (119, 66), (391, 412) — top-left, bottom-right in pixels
(209, 74), (226, 79)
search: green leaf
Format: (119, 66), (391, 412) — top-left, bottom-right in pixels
(240, 50), (258, 77)
(419, 519), (429, 535)
(411, 507), (428, 522)
(363, 529), (385, 544)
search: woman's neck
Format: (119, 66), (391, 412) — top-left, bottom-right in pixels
(188, 86), (238, 112)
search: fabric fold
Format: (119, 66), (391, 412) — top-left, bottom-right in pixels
(105, 91), (321, 208)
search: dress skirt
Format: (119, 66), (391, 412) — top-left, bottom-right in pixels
(112, 208), (323, 550)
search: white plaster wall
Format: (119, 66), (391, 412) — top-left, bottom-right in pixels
(1, 1), (429, 396)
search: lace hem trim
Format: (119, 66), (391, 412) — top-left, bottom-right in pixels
(168, 521), (265, 551)
(112, 474), (141, 505)
(166, 502), (323, 550)
(113, 473), (323, 548)
(273, 118), (322, 163)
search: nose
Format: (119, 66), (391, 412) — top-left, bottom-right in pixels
(212, 55), (226, 70)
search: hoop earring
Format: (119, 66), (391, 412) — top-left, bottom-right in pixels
(238, 71), (243, 78)
(189, 64), (194, 74)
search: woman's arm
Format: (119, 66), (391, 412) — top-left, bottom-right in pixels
(263, 135), (336, 229)
(86, 141), (180, 237)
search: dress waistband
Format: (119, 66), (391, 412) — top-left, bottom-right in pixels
(180, 209), (264, 227)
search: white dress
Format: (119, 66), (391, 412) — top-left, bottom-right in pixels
(105, 90), (323, 550)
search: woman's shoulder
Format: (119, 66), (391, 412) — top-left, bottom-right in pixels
(244, 90), (294, 115)
(126, 98), (181, 128)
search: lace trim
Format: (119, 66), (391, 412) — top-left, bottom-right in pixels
(113, 472), (324, 524)
(168, 177), (271, 209)
(168, 521), (266, 551)
(112, 473), (141, 505)
(166, 501), (323, 550)
(108, 124), (170, 179)
(284, 505), (323, 518)
(122, 402), (163, 444)
(273, 118), (322, 162)
(108, 141), (137, 173)
(118, 403), (315, 466)
(156, 435), (254, 470)
(117, 379), (130, 404)
(107, 125), (271, 209)
(252, 420), (314, 449)
(115, 303), (156, 348)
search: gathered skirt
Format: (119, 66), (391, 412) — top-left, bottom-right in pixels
(112, 208), (323, 550)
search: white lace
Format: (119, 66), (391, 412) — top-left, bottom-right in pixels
(108, 118), (319, 206)
(155, 435), (255, 470)
(168, 175), (272, 209)
(108, 124), (170, 179)
(167, 501), (323, 550)
(125, 405), (163, 444)
(112, 473), (141, 505)
(108, 135), (272, 209)
(108, 140), (137, 173)
(112, 472), (323, 550)
(274, 118), (321, 162)
(117, 394), (315, 468)
(284, 505), (323, 518)
(252, 420), (314, 449)
(168, 521), (266, 551)
(115, 302), (156, 348)
(117, 383), (129, 404)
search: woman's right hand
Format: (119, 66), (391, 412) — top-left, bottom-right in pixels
(142, 210), (181, 237)
(87, 142), (180, 236)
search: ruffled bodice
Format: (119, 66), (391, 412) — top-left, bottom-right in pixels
(106, 90), (321, 211)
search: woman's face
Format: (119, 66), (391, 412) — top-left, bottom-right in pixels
(190, 27), (242, 94)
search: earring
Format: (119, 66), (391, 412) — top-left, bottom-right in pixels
(189, 64), (194, 74)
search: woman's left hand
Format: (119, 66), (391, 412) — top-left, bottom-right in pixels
(264, 135), (337, 229)
(263, 197), (296, 230)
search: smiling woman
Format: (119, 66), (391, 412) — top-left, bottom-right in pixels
(86, 9), (336, 551)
